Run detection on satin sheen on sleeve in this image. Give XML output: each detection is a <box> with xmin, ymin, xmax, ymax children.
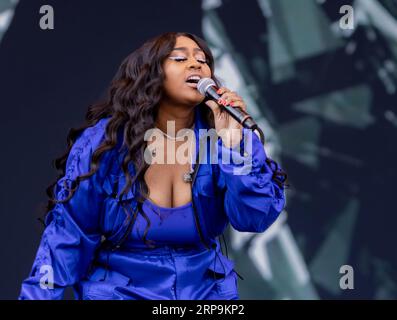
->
<box><xmin>216</xmin><ymin>128</ymin><xmax>286</xmax><ymax>233</ymax></box>
<box><xmin>19</xmin><ymin>119</ymin><xmax>110</xmax><ymax>300</ymax></box>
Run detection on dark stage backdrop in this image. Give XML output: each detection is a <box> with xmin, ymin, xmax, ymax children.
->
<box><xmin>0</xmin><ymin>0</ymin><xmax>203</xmax><ymax>299</ymax></box>
<box><xmin>1</xmin><ymin>0</ymin><xmax>397</xmax><ymax>300</ymax></box>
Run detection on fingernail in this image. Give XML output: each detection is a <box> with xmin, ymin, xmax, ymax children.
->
<box><xmin>230</xmin><ymin>101</ymin><xmax>234</xmax><ymax>106</ymax></box>
<box><xmin>217</xmin><ymin>89</ymin><xmax>222</xmax><ymax>94</ymax></box>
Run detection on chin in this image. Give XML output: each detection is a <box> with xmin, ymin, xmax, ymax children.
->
<box><xmin>182</xmin><ymin>93</ymin><xmax>204</xmax><ymax>106</ymax></box>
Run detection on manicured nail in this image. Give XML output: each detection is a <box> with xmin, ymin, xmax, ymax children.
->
<box><xmin>230</xmin><ymin>101</ymin><xmax>234</xmax><ymax>106</ymax></box>
<box><xmin>217</xmin><ymin>89</ymin><xmax>222</xmax><ymax>94</ymax></box>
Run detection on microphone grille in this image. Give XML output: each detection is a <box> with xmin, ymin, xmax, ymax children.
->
<box><xmin>197</xmin><ymin>78</ymin><xmax>215</xmax><ymax>96</ymax></box>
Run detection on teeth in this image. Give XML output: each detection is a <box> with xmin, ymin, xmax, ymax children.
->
<box><xmin>187</xmin><ymin>75</ymin><xmax>201</xmax><ymax>81</ymax></box>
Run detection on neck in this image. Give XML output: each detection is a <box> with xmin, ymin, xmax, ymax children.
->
<box><xmin>155</xmin><ymin>101</ymin><xmax>195</xmax><ymax>137</ymax></box>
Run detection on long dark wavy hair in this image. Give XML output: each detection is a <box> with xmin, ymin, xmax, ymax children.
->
<box><xmin>41</xmin><ymin>31</ymin><xmax>288</xmax><ymax>248</ymax></box>
<box><xmin>40</xmin><ymin>32</ymin><xmax>219</xmax><ymax>247</ymax></box>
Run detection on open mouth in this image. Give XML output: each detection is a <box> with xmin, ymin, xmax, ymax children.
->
<box><xmin>186</xmin><ymin>78</ymin><xmax>200</xmax><ymax>84</ymax></box>
<box><xmin>185</xmin><ymin>76</ymin><xmax>200</xmax><ymax>88</ymax></box>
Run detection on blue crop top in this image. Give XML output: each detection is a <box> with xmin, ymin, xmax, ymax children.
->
<box><xmin>128</xmin><ymin>198</ymin><xmax>202</xmax><ymax>247</ymax></box>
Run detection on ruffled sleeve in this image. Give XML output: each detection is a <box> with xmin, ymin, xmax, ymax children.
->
<box><xmin>217</xmin><ymin>128</ymin><xmax>287</xmax><ymax>232</ymax></box>
<box><xmin>19</xmin><ymin>119</ymin><xmax>110</xmax><ymax>300</ymax></box>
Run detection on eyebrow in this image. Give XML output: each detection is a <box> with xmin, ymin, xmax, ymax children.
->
<box><xmin>172</xmin><ymin>47</ymin><xmax>204</xmax><ymax>53</ymax></box>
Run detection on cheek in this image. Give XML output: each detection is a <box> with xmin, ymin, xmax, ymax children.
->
<box><xmin>203</xmin><ymin>66</ymin><xmax>212</xmax><ymax>78</ymax></box>
<box><xmin>163</xmin><ymin>66</ymin><xmax>185</xmax><ymax>87</ymax></box>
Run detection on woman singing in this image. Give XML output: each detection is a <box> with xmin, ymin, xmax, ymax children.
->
<box><xmin>19</xmin><ymin>32</ymin><xmax>287</xmax><ymax>300</ymax></box>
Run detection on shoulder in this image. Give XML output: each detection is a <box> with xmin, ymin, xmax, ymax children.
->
<box><xmin>74</xmin><ymin>117</ymin><xmax>110</xmax><ymax>151</ymax></box>
<box><xmin>65</xmin><ymin>117</ymin><xmax>113</xmax><ymax>177</ymax></box>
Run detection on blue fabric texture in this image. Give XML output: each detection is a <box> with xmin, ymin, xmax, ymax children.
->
<box><xmin>128</xmin><ymin>199</ymin><xmax>201</xmax><ymax>247</ymax></box>
<box><xmin>19</xmin><ymin>106</ymin><xmax>286</xmax><ymax>300</ymax></box>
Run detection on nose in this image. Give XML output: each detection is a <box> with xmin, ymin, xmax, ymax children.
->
<box><xmin>187</xmin><ymin>56</ymin><xmax>201</xmax><ymax>70</ymax></box>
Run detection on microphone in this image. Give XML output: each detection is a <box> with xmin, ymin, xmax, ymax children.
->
<box><xmin>197</xmin><ymin>78</ymin><xmax>258</xmax><ymax>130</ymax></box>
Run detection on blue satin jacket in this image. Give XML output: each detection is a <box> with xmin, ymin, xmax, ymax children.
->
<box><xmin>19</xmin><ymin>107</ymin><xmax>286</xmax><ymax>300</ymax></box>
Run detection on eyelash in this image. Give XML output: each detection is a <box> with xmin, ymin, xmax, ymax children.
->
<box><xmin>171</xmin><ymin>57</ymin><xmax>207</xmax><ymax>64</ymax></box>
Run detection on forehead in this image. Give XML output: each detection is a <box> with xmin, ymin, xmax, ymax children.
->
<box><xmin>173</xmin><ymin>36</ymin><xmax>203</xmax><ymax>52</ymax></box>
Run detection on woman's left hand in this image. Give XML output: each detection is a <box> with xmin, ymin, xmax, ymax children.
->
<box><xmin>204</xmin><ymin>87</ymin><xmax>247</xmax><ymax>148</ymax></box>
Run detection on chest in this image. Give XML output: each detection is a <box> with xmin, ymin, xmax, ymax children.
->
<box><xmin>144</xmin><ymin>137</ymin><xmax>195</xmax><ymax>208</ymax></box>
